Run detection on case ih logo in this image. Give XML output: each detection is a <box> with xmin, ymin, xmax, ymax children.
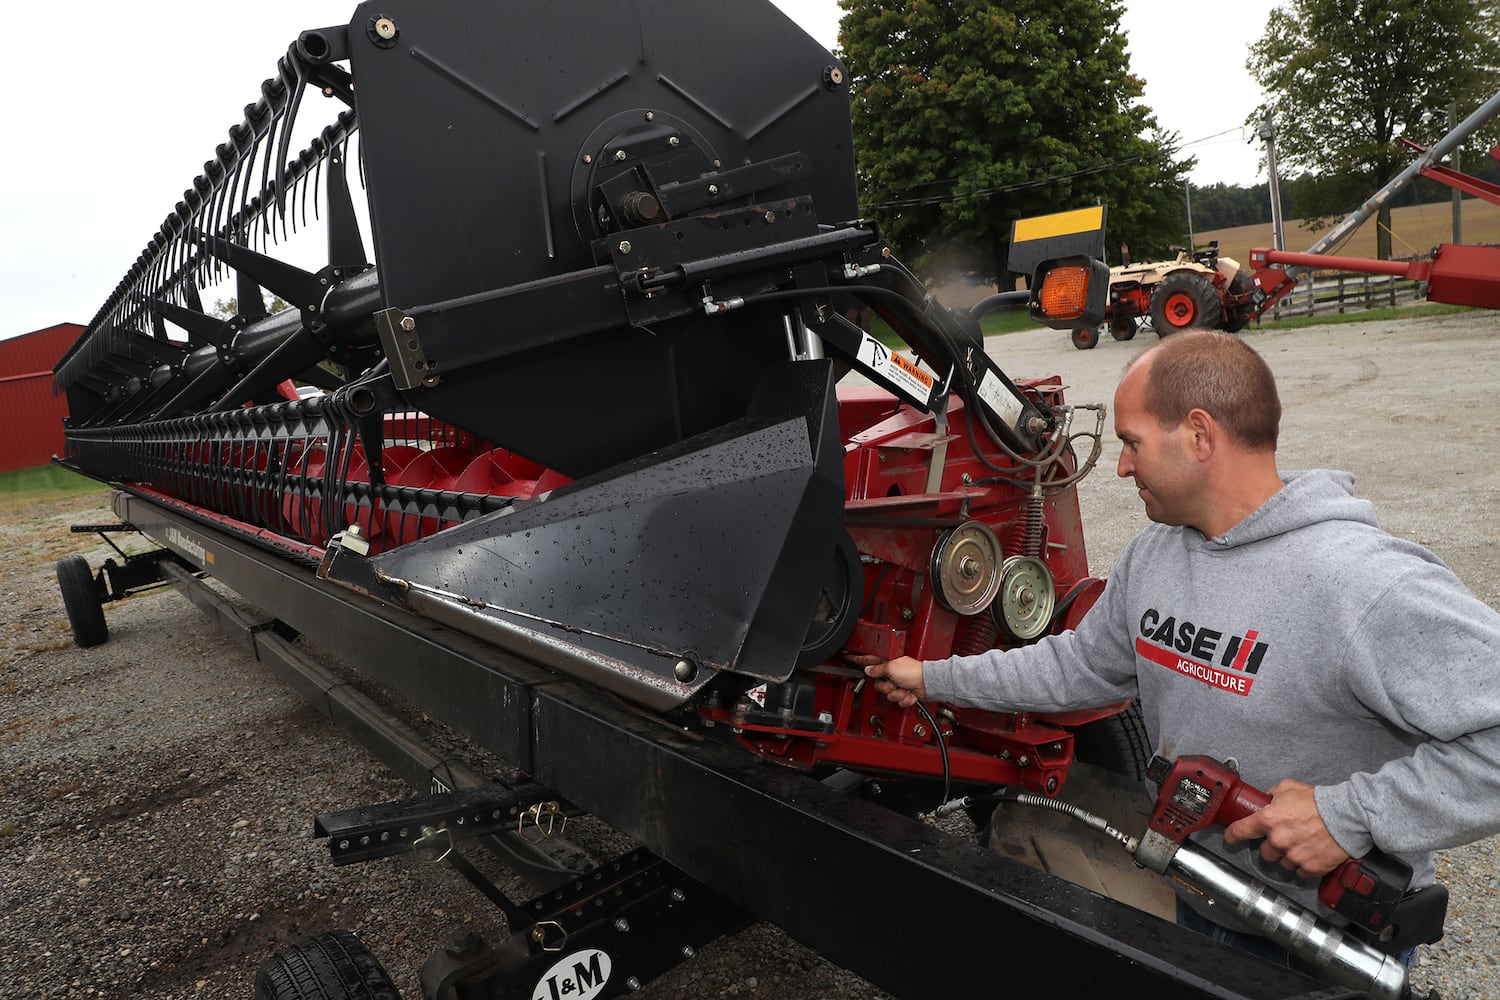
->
<box><xmin>1135</xmin><ymin>609</ymin><xmax>1269</xmax><ymax>697</ymax></box>
<box><xmin>532</xmin><ymin>949</ymin><xmax>611</xmax><ymax>1000</ymax></box>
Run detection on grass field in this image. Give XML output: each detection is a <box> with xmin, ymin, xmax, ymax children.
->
<box><xmin>0</xmin><ymin>465</ymin><xmax>108</xmax><ymax>515</ymax></box>
<box><xmin>1195</xmin><ymin>197</ymin><xmax>1500</xmax><ymax>268</ymax></box>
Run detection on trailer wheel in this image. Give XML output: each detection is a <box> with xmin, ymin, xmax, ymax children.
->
<box><xmin>56</xmin><ymin>554</ymin><xmax>109</xmax><ymax>648</ymax></box>
<box><xmin>254</xmin><ymin>931</ymin><xmax>400</xmax><ymax>1000</ymax></box>
<box><xmin>1070</xmin><ymin>325</ymin><xmax>1100</xmax><ymax>350</ymax></box>
<box><xmin>1222</xmin><ymin>270</ymin><xmax>1256</xmax><ymax>333</ymax></box>
<box><xmin>1109</xmin><ymin>317</ymin><xmax>1138</xmax><ymax>341</ymax></box>
<box><xmin>1070</xmin><ymin>701</ymin><xmax>1150</xmax><ymax>782</ymax></box>
<box><xmin>1150</xmin><ymin>272</ymin><xmax>1223</xmax><ymax>334</ymax></box>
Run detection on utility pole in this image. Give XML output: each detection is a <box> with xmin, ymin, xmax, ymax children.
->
<box><xmin>1259</xmin><ymin>112</ymin><xmax>1286</xmax><ymax>251</ymax></box>
<box><xmin>1451</xmin><ymin>102</ymin><xmax>1463</xmax><ymax>244</ymax></box>
<box><xmin>1185</xmin><ymin>182</ymin><xmax>1195</xmax><ymax>252</ymax></box>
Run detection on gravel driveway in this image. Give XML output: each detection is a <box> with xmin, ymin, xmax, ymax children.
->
<box><xmin>3</xmin><ymin>309</ymin><xmax>1498</xmax><ymax>999</ymax></box>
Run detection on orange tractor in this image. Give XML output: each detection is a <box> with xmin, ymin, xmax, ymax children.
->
<box><xmin>1070</xmin><ymin>241</ymin><xmax>1258</xmax><ymax>349</ymax></box>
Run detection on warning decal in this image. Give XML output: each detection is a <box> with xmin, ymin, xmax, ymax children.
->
<box><xmin>858</xmin><ymin>333</ymin><xmax>934</xmax><ymax>403</ymax></box>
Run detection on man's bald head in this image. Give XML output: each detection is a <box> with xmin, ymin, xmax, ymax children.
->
<box><xmin>1125</xmin><ymin>332</ymin><xmax>1281</xmax><ymax>451</ymax></box>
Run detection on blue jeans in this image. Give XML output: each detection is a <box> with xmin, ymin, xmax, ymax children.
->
<box><xmin>1176</xmin><ymin>900</ymin><xmax>1417</xmax><ymax>993</ymax></box>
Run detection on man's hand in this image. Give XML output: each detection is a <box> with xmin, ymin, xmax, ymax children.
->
<box><xmin>1222</xmin><ymin>779</ymin><xmax>1351</xmax><ymax>879</ymax></box>
<box><xmin>843</xmin><ymin>654</ymin><xmax>926</xmax><ymax>708</ymax></box>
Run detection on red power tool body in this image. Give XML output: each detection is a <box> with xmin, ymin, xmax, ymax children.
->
<box><xmin>1145</xmin><ymin>754</ymin><xmax>1411</xmax><ymax>935</ymax></box>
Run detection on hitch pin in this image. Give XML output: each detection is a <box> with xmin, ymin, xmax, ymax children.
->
<box><xmin>519</xmin><ymin>801</ymin><xmax>567</xmax><ymax>843</ymax></box>
<box><xmin>413</xmin><ymin>825</ymin><xmax>454</xmax><ymax>864</ymax></box>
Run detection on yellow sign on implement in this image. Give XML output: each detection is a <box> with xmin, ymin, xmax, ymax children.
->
<box><xmin>1011</xmin><ymin>206</ymin><xmax>1106</xmax><ymax>246</ymax></box>
<box><xmin>1007</xmin><ymin>205</ymin><xmax>1108</xmax><ymax>282</ymax></box>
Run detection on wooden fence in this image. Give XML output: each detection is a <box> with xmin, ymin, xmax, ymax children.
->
<box><xmin>1268</xmin><ymin>268</ymin><xmax>1425</xmax><ymax>320</ymax></box>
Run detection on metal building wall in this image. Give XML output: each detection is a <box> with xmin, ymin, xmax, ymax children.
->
<box><xmin>0</xmin><ymin>324</ymin><xmax>82</xmax><ymax>473</ymax></box>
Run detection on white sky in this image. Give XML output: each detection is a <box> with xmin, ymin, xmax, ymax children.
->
<box><xmin>0</xmin><ymin>0</ymin><xmax>1267</xmax><ymax>341</ymax></box>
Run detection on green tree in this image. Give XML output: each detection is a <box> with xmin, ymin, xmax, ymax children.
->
<box><xmin>210</xmin><ymin>294</ymin><xmax>292</xmax><ymax>319</ymax></box>
<box><xmin>838</xmin><ymin>0</ymin><xmax>1191</xmax><ymax>280</ymax></box>
<box><xmin>1248</xmin><ymin>0</ymin><xmax>1500</xmax><ymax>259</ymax></box>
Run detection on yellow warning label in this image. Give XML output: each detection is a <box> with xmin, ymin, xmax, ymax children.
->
<box><xmin>1012</xmin><ymin>206</ymin><xmax>1106</xmax><ymax>244</ymax></box>
<box><xmin>890</xmin><ymin>352</ymin><xmax>934</xmax><ymax>389</ymax></box>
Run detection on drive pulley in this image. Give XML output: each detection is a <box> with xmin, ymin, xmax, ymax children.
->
<box><xmin>930</xmin><ymin>521</ymin><xmax>1004</xmax><ymax>616</ymax></box>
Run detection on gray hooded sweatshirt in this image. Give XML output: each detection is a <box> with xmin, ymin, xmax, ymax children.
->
<box><xmin>926</xmin><ymin>469</ymin><xmax>1500</xmax><ymax>922</ymax></box>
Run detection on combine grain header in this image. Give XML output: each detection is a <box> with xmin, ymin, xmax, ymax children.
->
<box><xmin>51</xmin><ymin>3</ymin><xmax>1382</xmax><ymax>998</ymax></box>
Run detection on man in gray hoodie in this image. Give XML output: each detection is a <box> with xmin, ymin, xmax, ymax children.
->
<box><xmin>856</xmin><ymin>331</ymin><xmax>1500</xmax><ymax>970</ymax></box>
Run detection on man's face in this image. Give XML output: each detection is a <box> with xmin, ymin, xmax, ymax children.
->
<box><xmin>1114</xmin><ymin>362</ymin><xmax>1201</xmax><ymax>526</ymax></box>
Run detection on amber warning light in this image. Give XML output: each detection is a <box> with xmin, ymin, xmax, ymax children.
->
<box><xmin>1029</xmin><ymin>255</ymin><xmax>1109</xmax><ymax>329</ymax></box>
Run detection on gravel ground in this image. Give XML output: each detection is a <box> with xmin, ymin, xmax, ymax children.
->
<box><xmin>3</xmin><ymin>309</ymin><xmax>1499</xmax><ymax>999</ymax></box>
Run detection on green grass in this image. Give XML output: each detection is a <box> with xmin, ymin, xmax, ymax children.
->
<box><xmin>0</xmin><ymin>465</ymin><xmax>108</xmax><ymax>514</ymax></box>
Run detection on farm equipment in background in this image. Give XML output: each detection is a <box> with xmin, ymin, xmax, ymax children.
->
<box><xmin>1073</xmin><ymin>242</ymin><xmax>1258</xmax><ymax>350</ymax></box>
<box><xmin>1028</xmin><ymin>86</ymin><xmax>1500</xmax><ymax>351</ymax></box>
<box><xmin>1008</xmin><ymin>210</ymin><xmax>1256</xmax><ymax>350</ymax></box>
<box><xmin>1250</xmin><ymin>87</ymin><xmax>1500</xmax><ymax>317</ymax></box>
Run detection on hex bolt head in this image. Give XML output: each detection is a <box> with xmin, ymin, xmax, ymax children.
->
<box><xmin>645</xmin><ymin>111</ymin><xmax>655</xmax><ymax>121</ymax></box>
<box><xmin>668</xmin><ymin>136</ymin><xmax>680</xmax><ymax>147</ymax></box>
<box><xmin>582</xmin><ymin>153</ymin><xmax>593</xmax><ymax>164</ymax></box>
<box><xmin>707</xmin><ymin>184</ymin><xmax>720</xmax><ymax>196</ymax></box>
<box><xmin>671</xmin><ymin>888</ymin><xmax>686</xmax><ymax>902</ymax></box>
<box><xmin>626</xmin><ymin>977</ymin><xmax>642</xmax><ymax>991</ymax></box>
<box><xmin>763</xmin><ymin>210</ymin><xmax>776</xmax><ymax>223</ymax></box>
<box><xmin>682</xmin><ymin>945</ymin><xmax>696</xmax><ymax>958</ymax></box>
<box><xmin>399</xmin><ymin>316</ymin><xmax>416</xmax><ymax>332</ymax></box>
<box><xmin>614</xmin><ymin>918</ymin><xmax>630</xmax><ymax>933</ymax></box>
<box><xmin>617</xmin><ymin>240</ymin><xmax>632</xmax><ymax>254</ymax></box>
<box><xmin>614</xmin><ymin>149</ymin><xmax>627</xmax><ymax>161</ymax></box>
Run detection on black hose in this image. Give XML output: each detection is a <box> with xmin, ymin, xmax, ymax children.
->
<box><xmin>913</xmin><ymin>700</ymin><xmax>951</xmax><ymax>812</ymax></box>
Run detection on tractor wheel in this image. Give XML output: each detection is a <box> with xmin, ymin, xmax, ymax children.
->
<box><xmin>1070</xmin><ymin>325</ymin><xmax>1100</xmax><ymax>350</ymax></box>
<box><xmin>56</xmin><ymin>554</ymin><xmax>108</xmax><ymax>648</ymax></box>
<box><xmin>254</xmin><ymin>931</ymin><xmax>400</xmax><ymax>1000</ymax></box>
<box><xmin>1149</xmin><ymin>272</ymin><xmax>1224</xmax><ymax>335</ymax></box>
<box><xmin>1109</xmin><ymin>317</ymin><xmax>1138</xmax><ymax>342</ymax></box>
<box><xmin>1222</xmin><ymin>270</ymin><xmax>1256</xmax><ymax>333</ymax></box>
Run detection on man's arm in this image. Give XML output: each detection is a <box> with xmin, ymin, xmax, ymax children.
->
<box><xmin>1310</xmin><ymin>562</ymin><xmax>1500</xmax><ymax>861</ymax></box>
<box><xmin>845</xmin><ymin>556</ymin><xmax>1143</xmax><ymax>713</ymax></box>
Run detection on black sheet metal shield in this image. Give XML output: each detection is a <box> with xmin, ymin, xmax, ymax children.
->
<box><xmin>347</xmin><ymin>0</ymin><xmax>858</xmax><ymax>478</ymax></box>
<box><xmin>353</xmin><ymin>362</ymin><xmax>846</xmax><ymax>708</ymax></box>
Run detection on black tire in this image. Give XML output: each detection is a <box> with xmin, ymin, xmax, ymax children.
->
<box><xmin>1069</xmin><ymin>700</ymin><xmax>1150</xmax><ymax>782</ymax></box>
<box><xmin>1109</xmin><ymin>317</ymin><xmax>1138</xmax><ymax>341</ymax></box>
<box><xmin>56</xmin><ymin>554</ymin><xmax>108</xmax><ymax>648</ymax></box>
<box><xmin>1222</xmin><ymin>270</ymin><xmax>1256</xmax><ymax>333</ymax></box>
<box><xmin>1070</xmin><ymin>325</ymin><xmax>1100</xmax><ymax>350</ymax></box>
<box><xmin>254</xmin><ymin>931</ymin><xmax>400</xmax><ymax>1000</ymax></box>
<box><xmin>1149</xmin><ymin>272</ymin><xmax>1223</xmax><ymax>335</ymax></box>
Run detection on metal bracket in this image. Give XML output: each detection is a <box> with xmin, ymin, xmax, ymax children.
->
<box><xmin>314</xmin><ymin>782</ymin><xmax>558</xmax><ymax>866</ymax></box>
<box><xmin>373</xmin><ymin>308</ymin><xmax>439</xmax><ymax>390</ymax></box>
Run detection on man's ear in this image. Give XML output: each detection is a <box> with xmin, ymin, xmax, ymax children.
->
<box><xmin>1184</xmin><ymin>407</ymin><xmax>1216</xmax><ymax>458</ymax></box>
